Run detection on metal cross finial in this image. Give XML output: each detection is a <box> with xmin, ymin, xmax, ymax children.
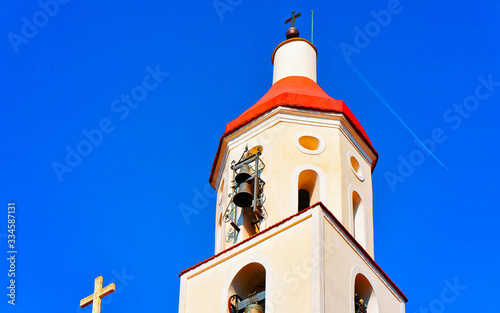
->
<box><xmin>80</xmin><ymin>276</ymin><xmax>116</xmax><ymax>313</ymax></box>
<box><xmin>285</xmin><ymin>11</ymin><xmax>301</xmax><ymax>27</ymax></box>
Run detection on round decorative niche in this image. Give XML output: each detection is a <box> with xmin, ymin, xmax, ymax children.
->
<box><xmin>242</xmin><ymin>143</ymin><xmax>267</xmax><ymax>159</ymax></box>
<box><xmin>294</xmin><ymin>132</ymin><xmax>326</xmax><ymax>155</ymax></box>
<box><xmin>249</xmin><ymin>145</ymin><xmax>264</xmax><ymax>157</ymax></box>
<box><xmin>348</xmin><ymin>152</ymin><xmax>365</xmax><ymax>181</ymax></box>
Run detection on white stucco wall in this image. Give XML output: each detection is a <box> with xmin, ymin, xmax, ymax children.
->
<box><xmin>180</xmin><ymin>213</ymin><xmax>314</xmax><ymax>313</ymax></box>
<box><xmin>180</xmin><ymin>206</ymin><xmax>406</xmax><ymax>313</ymax></box>
<box><xmin>323</xmin><ymin>214</ymin><xmax>406</xmax><ymax>313</ymax></box>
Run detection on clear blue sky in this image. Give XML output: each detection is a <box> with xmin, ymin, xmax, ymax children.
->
<box><xmin>1</xmin><ymin>0</ymin><xmax>499</xmax><ymax>312</ymax></box>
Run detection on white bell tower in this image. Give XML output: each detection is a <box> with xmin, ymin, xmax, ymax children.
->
<box><xmin>179</xmin><ymin>14</ymin><xmax>407</xmax><ymax>313</ymax></box>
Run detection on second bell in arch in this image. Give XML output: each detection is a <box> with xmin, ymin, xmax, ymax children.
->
<box><xmin>233</xmin><ymin>180</ymin><xmax>254</xmax><ymax>208</ymax></box>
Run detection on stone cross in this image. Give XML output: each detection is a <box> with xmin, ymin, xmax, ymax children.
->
<box><xmin>80</xmin><ymin>276</ymin><xmax>116</xmax><ymax>313</ymax></box>
<box><xmin>285</xmin><ymin>11</ymin><xmax>301</xmax><ymax>27</ymax></box>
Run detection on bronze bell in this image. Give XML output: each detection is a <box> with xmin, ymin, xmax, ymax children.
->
<box><xmin>235</xmin><ymin>163</ymin><xmax>252</xmax><ymax>184</ymax></box>
<box><xmin>244</xmin><ymin>304</ymin><xmax>264</xmax><ymax>313</ymax></box>
<box><xmin>233</xmin><ymin>180</ymin><xmax>254</xmax><ymax>208</ymax></box>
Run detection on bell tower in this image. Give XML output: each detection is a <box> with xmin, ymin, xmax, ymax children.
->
<box><xmin>179</xmin><ymin>14</ymin><xmax>407</xmax><ymax>313</ymax></box>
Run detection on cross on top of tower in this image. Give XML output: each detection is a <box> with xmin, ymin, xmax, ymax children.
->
<box><xmin>285</xmin><ymin>11</ymin><xmax>301</xmax><ymax>27</ymax></box>
<box><xmin>284</xmin><ymin>11</ymin><xmax>301</xmax><ymax>39</ymax></box>
<box><xmin>80</xmin><ymin>276</ymin><xmax>116</xmax><ymax>313</ymax></box>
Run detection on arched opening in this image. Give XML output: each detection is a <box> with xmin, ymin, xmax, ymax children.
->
<box><xmin>352</xmin><ymin>191</ymin><xmax>366</xmax><ymax>248</ymax></box>
<box><xmin>354</xmin><ymin>274</ymin><xmax>379</xmax><ymax>313</ymax></box>
<box><xmin>228</xmin><ymin>263</ymin><xmax>266</xmax><ymax>312</ymax></box>
<box><xmin>298</xmin><ymin>170</ymin><xmax>319</xmax><ymax>212</ymax></box>
<box><xmin>298</xmin><ymin>189</ymin><xmax>310</xmax><ymax>212</ymax></box>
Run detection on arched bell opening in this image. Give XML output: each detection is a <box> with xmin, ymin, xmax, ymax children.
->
<box><xmin>228</xmin><ymin>263</ymin><xmax>266</xmax><ymax>313</ymax></box>
<box><xmin>298</xmin><ymin>189</ymin><xmax>310</xmax><ymax>212</ymax></box>
<box><xmin>352</xmin><ymin>191</ymin><xmax>366</xmax><ymax>248</ymax></box>
<box><xmin>224</xmin><ymin>145</ymin><xmax>266</xmax><ymax>244</ymax></box>
<box><xmin>298</xmin><ymin>169</ymin><xmax>319</xmax><ymax>212</ymax></box>
<box><xmin>354</xmin><ymin>274</ymin><xmax>379</xmax><ymax>313</ymax></box>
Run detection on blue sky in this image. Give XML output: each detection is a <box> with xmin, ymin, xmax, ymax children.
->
<box><xmin>1</xmin><ymin>0</ymin><xmax>499</xmax><ymax>312</ymax></box>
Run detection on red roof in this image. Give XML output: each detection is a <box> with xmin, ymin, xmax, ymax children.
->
<box><xmin>179</xmin><ymin>202</ymin><xmax>407</xmax><ymax>303</ymax></box>
<box><xmin>209</xmin><ymin>76</ymin><xmax>378</xmax><ymax>185</ymax></box>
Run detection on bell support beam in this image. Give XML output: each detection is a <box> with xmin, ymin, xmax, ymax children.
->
<box><xmin>236</xmin><ymin>291</ymin><xmax>266</xmax><ymax>311</ymax></box>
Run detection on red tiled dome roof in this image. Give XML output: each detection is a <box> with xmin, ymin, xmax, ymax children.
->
<box><xmin>209</xmin><ymin>76</ymin><xmax>378</xmax><ymax>184</ymax></box>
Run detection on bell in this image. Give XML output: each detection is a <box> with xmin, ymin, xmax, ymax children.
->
<box><xmin>233</xmin><ymin>181</ymin><xmax>254</xmax><ymax>207</ymax></box>
<box><xmin>244</xmin><ymin>304</ymin><xmax>264</xmax><ymax>313</ymax></box>
<box><xmin>235</xmin><ymin>163</ymin><xmax>252</xmax><ymax>184</ymax></box>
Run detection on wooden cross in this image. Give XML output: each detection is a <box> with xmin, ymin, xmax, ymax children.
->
<box><xmin>285</xmin><ymin>11</ymin><xmax>301</xmax><ymax>27</ymax></box>
<box><xmin>80</xmin><ymin>276</ymin><xmax>116</xmax><ymax>313</ymax></box>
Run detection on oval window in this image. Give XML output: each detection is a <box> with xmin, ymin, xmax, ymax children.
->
<box><xmin>299</xmin><ymin>136</ymin><xmax>319</xmax><ymax>151</ymax></box>
<box><xmin>348</xmin><ymin>153</ymin><xmax>365</xmax><ymax>181</ymax></box>
<box><xmin>294</xmin><ymin>132</ymin><xmax>325</xmax><ymax>155</ymax></box>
